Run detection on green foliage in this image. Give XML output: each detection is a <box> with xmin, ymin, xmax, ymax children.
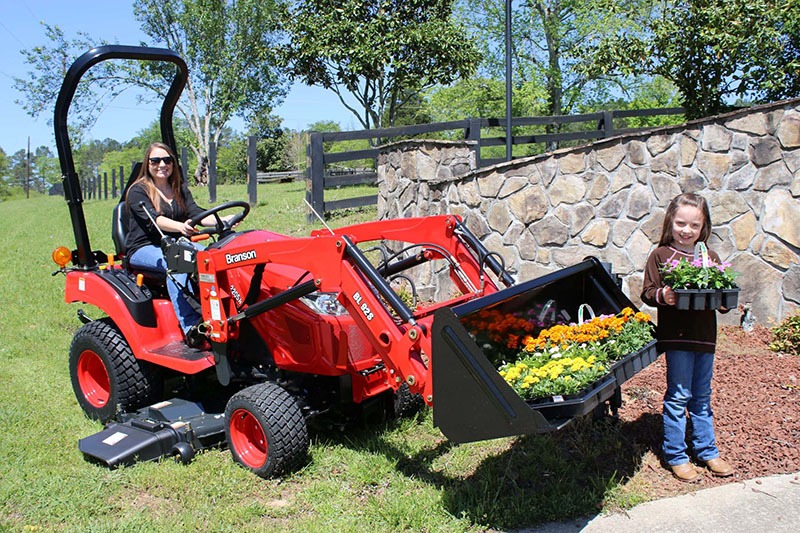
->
<box><xmin>100</xmin><ymin>146</ymin><xmax>143</xmax><ymax>184</ymax></box>
<box><xmin>497</xmin><ymin>309</ymin><xmax>654</xmax><ymax>400</ymax></box>
<box><xmin>0</xmin><ymin>145</ymin><xmax>59</xmax><ymax>196</ymax></box>
<box><xmin>770</xmin><ymin>312</ymin><xmax>800</xmax><ymax>356</ymax></box>
<box><xmin>579</xmin><ymin>76</ymin><xmax>684</xmax><ymax>128</ymax></box>
<box><xmin>660</xmin><ymin>257</ymin><xmax>738</xmax><ymax>290</ymax></box>
<box><xmin>13</xmin><ymin>24</ymin><xmax>109</xmax><ymax>142</ymax></box>
<box><xmin>0</xmin><ymin>147</ymin><xmax>8</xmax><ymax>176</ymax></box>
<box><xmin>456</xmin><ymin>0</ymin><xmax>656</xmax><ymax>119</ymax></box>
<box><xmin>284</xmin><ymin>0</ymin><xmax>480</xmax><ymax>129</ymax></box>
<box><xmin>425</xmin><ymin>77</ymin><xmax>547</xmax><ymax>122</ymax></box>
<box><xmin>584</xmin><ymin>0</ymin><xmax>800</xmax><ymax>119</ymax></box>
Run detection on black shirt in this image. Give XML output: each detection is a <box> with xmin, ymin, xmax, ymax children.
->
<box><xmin>124</xmin><ymin>181</ymin><xmax>207</xmax><ymax>257</ymax></box>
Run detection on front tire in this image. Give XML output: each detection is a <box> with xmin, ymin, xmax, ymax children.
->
<box><xmin>68</xmin><ymin>318</ymin><xmax>162</xmax><ymax>422</ymax></box>
<box><xmin>225</xmin><ymin>382</ymin><xmax>309</xmax><ymax>478</ymax></box>
<box><xmin>393</xmin><ymin>383</ymin><xmax>425</xmax><ymax>418</ymax></box>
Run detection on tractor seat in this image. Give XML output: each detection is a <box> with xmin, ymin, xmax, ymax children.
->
<box><xmin>112</xmin><ymin>202</ymin><xmax>167</xmax><ymax>286</ymax></box>
<box><xmin>112</xmin><ymin>202</ymin><xmax>128</xmax><ymax>259</ymax></box>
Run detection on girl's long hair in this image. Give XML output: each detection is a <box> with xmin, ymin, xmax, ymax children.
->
<box><xmin>129</xmin><ymin>142</ymin><xmax>185</xmax><ymax>214</ymax></box>
<box><xmin>658</xmin><ymin>192</ymin><xmax>712</xmax><ymax>246</ymax></box>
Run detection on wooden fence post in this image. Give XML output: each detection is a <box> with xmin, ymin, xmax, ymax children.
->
<box><xmin>306</xmin><ymin>132</ymin><xmax>324</xmax><ymax>223</ymax></box>
<box><xmin>111</xmin><ymin>168</ymin><xmax>117</xmax><ymax>198</ymax></box>
<box><xmin>208</xmin><ymin>141</ymin><xmax>217</xmax><ymax>204</ymax></box>
<box><xmin>180</xmin><ymin>147</ymin><xmax>188</xmax><ymax>180</ymax></box>
<box><xmin>601</xmin><ymin>110</ymin><xmax>614</xmax><ymax>138</ymax></box>
<box><xmin>247</xmin><ymin>135</ymin><xmax>257</xmax><ymax>206</ymax></box>
<box><xmin>103</xmin><ymin>172</ymin><xmax>108</xmax><ymax>200</ymax></box>
<box><xmin>466</xmin><ymin>118</ymin><xmax>482</xmax><ymax>168</ymax></box>
<box><xmin>120</xmin><ymin>165</ymin><xmax>125</xmax><ymax>194</ymax></box>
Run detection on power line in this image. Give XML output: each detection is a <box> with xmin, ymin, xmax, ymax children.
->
<box><xmin>0</xmin><ymin>19</ymin><xmax>27</xmax><ymax>48</ymax></box>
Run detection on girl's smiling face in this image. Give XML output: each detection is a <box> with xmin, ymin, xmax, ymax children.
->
<box><xmin>671</xmin><ymin>204</ymin><xmax>706</xmax><ymax>252</ymax></box>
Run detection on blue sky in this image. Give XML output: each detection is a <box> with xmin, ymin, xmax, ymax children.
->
<box><xmin>0</xmin><ymin>1</ymin><xmax>359</xmax><ymax>157</ymax></box>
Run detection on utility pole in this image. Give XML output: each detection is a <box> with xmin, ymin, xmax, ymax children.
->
<box><xmin>505</xmin><ymin>0</ymin><xmax>512</xmax><ymax>162</ymax></box>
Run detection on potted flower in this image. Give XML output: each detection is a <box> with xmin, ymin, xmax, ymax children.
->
<box><xmin>660</xmin><ymin>257</ymin><xmax>739</xmax><ymax>310</ymax></box>
<box><xmin>497</xmin><ymin>307</ymin><xmax>655</xmax><ymax>415</ymax></box>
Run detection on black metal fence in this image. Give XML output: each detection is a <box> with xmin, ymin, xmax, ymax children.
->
<box><xmin>78</xmin><ymin>107</ymin><xmax>684</xmax><ymax>218</ymax></box>
<box><xmin>305</xmin><ymin>107</ymin><xmax>684</xmax><ymax>222</ymax></box>
<box><xmin>80</xmin><ymin>165</ymin><xmax>132</xmax><ymax>201</ymax></box>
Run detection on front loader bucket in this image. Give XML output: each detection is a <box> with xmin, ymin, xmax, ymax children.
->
<box><xmin>432</xmin><ymin>257</ymin><xmax>645</xmax><ymax>443</ymax></box>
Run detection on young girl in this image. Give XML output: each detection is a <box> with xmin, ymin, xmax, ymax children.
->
<box><xmin>641</xmin><ymin>192</ymin><xmax>734</xmax><ymax>482</ymax></box>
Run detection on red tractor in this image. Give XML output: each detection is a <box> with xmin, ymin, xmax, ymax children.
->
<box><xmin>53</xmin><ymin>46</ymin><xmax>654</xmax><ymax>478</ymax></box>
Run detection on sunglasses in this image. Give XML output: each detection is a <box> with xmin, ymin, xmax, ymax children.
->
<box><xmin>148</xmin><ymin>156</ymin><xmax>174</xmax><ymax>165</ymax></box>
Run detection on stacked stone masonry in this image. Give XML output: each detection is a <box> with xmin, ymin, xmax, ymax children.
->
<box><xmin>377</xmin><ymin>99</ymin><xmax>800</xmax><ymax>326</ymax></box>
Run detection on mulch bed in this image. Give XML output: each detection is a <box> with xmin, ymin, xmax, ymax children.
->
<box><xmin>616</xmin><ymin>325</ymin><xmax>800</xmax><ymax>488</ymax></box>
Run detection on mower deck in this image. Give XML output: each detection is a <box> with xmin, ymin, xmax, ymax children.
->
<box><xmin>78</xmin><ymin>398</ymin><xmax>225</xmax><ymax>468</ymax></box>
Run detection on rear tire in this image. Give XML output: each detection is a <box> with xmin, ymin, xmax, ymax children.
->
<box><xmin>225</xmin><ymin>382</ymin><xmax>309</xmax><ymax>478</ymax></box>
<box><xmin>69</xmin><ymin>318</ymin><xmax>162</xmax><ymax>423</ymax></box>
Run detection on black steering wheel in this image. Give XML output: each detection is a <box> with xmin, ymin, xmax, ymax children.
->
<box><xmin>189</xmin><ymin>200</ymin><xmax>251</xmax><ymax>238</ymax></box>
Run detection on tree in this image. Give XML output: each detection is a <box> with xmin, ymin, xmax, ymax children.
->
<box><xmin>283</xmin><ymin>0</ymin><xmax>480</xmax><ymax>131</ymax></box>
<box><xmin>31</xmin><ymin>146</ymin><xmax>60</xmax><ymax>192</ymax></box>
<box><xmin>424</xmin><ymin>77</ymin><xmax>548</xmax><ymax>122</ymax></box>
<box><xmin>74</xmin><ymin>139</ymin><xmax>122</xmax><ymax>184</ymax></box>
<box><xmin>8</xmin><ymin>150</ymin><xmax>29</xmax><ymax>192</ymax></box>
<box><xmin>282</xmin><ymin>130</ymin><xmax>307</xmax><ymax>171</ymax></box>
<box><xmin>0</xmin><ymin>147</ymin><xmax>9</xmax><ymax>178</ymax></box>
<box><xmin>583</xmin><ymin>0</ymin><xmax>800</xmax><ymax>119</ymax></box>
<box><xmin>14</xmin><ymin>0</ymin><xmax>289</xmax><ymax>184</ymax></box>
<box><xmin>0</xmin><ymin>148</ymin><xmax>11</xmax><ymax>198</ymax></box>
<box><xmin>457</xmin><ymin>0</ymin><xmax>656</xmax><ymax>120</ymax></box>
<box><xmin>216</xmin><ymin>117</ymin><xmax>289</xmax><ymax>183</ymax></box>
<box><xmin>132</xmin><ymin>0</ymin><xmax>289</xmax><ymax>181</ymax></box>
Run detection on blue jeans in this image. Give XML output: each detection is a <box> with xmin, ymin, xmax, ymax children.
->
<box><xmin>128</xmin><ymin>244</ymin><xmax>202</xmax><ymax>334</ymax></box>
<box><xmin>662</xmin><ymin>350</ymin><xmax>720</xmax><ymax>466</ymax></box>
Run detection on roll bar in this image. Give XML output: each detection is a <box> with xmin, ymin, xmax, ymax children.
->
<box><xmin>54</xmin><ymin>45</ymin><xmax>188</xmax><ymax>268</ymax></box>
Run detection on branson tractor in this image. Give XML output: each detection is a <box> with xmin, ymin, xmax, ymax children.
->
<box><xmin>53</xmin><ymin>46</ymin><xmax>654</xmax><ymax>478</ymax></box>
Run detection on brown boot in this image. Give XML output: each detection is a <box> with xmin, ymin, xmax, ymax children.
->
<box><xmin>705</xmin><ymin>457</ymin><xmax>734</xmax><ymax>477</ymax></box>
<box><xmin>671</xmin><ymin>463</ymin><xmax>701</xmax><ymax>482</ymax></box>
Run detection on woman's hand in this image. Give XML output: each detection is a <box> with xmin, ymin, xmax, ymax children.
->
<box><xmin>156</xmin><ymin>215</ymin><xmax>198</xmax><ymax>237</ymax></box>
<box><xmin>223</xmin><ymin>213</ymin><xmax>241</xmax><ymax>228</ymax></box>
<box><xmin>179</xmin><ymin>220</ymin><xmax>198</xmax><ymax>237</ymax></box>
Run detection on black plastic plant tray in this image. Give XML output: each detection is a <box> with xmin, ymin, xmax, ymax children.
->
<box><xmin>525</xmin><ymin>374</ymin><xmax>617</xmax><ymax>421</ymax></box>
<box><xmin>609</xmin><ymin>340</ymin><xmax>658</xmax><ymax>385</ymax></box>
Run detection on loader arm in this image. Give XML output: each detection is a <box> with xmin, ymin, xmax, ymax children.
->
<box><xmin>195</xmin><ymin>215</ymin><xmax>656</xmax><ymax>443</ymax></box>
<box><xmin>196</xmin><ymin>215</ymin><xmax>495</xmax><ymax>402</ymax></box>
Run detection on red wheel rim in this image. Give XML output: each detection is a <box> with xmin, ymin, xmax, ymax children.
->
<box><xmin>76</xmin><ymin>349</ymin><xmax>110</xmax><ymax>408</ymax></box>
<box><xmin>229</xmin><ymin>408</ymin><xmax>268</xmax><ymax>468</ymax></box>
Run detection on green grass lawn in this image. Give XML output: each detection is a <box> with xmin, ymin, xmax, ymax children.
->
<box><xmin>0</xmin><ymin>183</ymin><xmax>653</xmax><ymax>531</ymax></box>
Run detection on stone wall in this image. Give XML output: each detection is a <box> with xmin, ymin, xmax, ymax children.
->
<box><xmin>377</xmin><ymin>100</ymin><xmax>800</xmax><ymax>326</ymax></box>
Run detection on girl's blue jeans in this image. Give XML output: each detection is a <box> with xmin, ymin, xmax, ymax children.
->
<box><xmin>128</xmin><ymin>244</ymin><xmax>202</xmax><ymax>334</ymax></box>
<box><xmin>662</xmin><ymin>350</ymin><xmax>721</xmax><ymax>466</ymax></box>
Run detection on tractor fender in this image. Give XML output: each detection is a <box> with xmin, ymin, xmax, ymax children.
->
<box><xmin>65</xmin><ymin>270</ymin><xmax>212</xmax><ymax>373</ymax></box>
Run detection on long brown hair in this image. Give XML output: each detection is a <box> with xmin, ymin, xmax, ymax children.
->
<box><xmin>130</xmin><ymin>142</ymin><xmax>185</xmax><ymax>213</ymax></box>
<box><xmin>658</xmin><ymin>192</ymin><xmax>712</xmax><ymax>246</ymax></box>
